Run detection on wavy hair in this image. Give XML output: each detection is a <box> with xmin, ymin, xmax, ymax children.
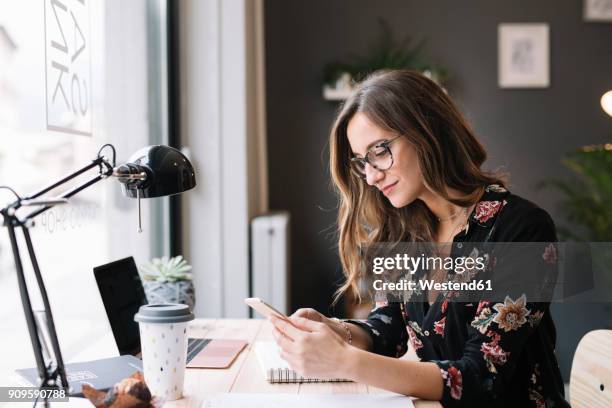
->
<box><xmin>329</xmin><ymin>70</ymin><xmax>506</xmax><ymax>302</ymax></box>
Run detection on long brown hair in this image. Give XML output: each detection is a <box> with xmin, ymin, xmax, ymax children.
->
<box><xmin>329</xmin><ymin>70</ymin><xmax>506</xmax><ymax>302</ymax></box>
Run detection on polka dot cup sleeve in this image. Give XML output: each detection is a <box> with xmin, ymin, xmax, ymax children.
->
<box><xmin>134</xmin><ymin>303</ymin><xmax>195</xmax><ymax>401</ymax></box>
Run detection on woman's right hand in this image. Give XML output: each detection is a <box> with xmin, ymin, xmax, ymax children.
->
<box><xmin>290</xmin><ymin>308</ymin><xmax>347</xmax><ymax>341</ymax></box>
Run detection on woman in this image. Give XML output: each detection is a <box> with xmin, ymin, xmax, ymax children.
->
<box><xmin>270</xmin><ymin>70</ymin><xmax>568</xmax><ymax>407</ymax></box>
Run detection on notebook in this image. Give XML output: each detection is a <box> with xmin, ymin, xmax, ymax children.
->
<box><xmin>16</xmin><ymin>355</ymin><xmax>143</xmax><ymax>397</ymax></box>
<box><xmin>254</xmin><ymin>341</ymin><xmax>350</xmax><ymax>384</ymax></box>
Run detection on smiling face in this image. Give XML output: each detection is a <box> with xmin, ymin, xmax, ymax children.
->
<box><xmin>346</xmin><ymin>112</ymin><xmax>426</xmax><ymax>208</ymax></box>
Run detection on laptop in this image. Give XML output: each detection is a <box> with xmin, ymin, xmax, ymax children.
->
<box><xmin>93</xmin><ymin>257</ymin><xmax>247</xmax><ymax>368</ymax></box>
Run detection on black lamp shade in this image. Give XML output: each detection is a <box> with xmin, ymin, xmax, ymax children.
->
<box><xmin>118</xmin><ymin>145</ymin><xmax>196</xmax><ymax>198</ymax></box>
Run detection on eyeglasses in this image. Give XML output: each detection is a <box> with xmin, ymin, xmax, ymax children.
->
<box><xmin>350</xmin><ymin>136</ymin><xmax>401</xmax><ymax>179</ymax></box>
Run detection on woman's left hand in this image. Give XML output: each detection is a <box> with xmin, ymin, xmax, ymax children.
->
<box><xmin>270</xmin><ymin>315</ymin><xmax>352</xmax><ymax>380</ymax></box>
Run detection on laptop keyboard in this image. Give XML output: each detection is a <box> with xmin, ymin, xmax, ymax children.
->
<box><xmin>187</xmin><ymin>338</ymin><xmax>212</xmax><ymax>363</ymax></box>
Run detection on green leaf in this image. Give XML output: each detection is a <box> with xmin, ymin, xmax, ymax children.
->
<box><xmin>539</xmin><ymin>144</ymin><xmax>612</xmax><ymax>241</ymax></box>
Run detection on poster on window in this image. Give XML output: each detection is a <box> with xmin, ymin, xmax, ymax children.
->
<box><xmin>498</xmin><ymin>23</ymin><xmax>550</xmax><ymax>89</ymax></box>
<box><xmin>45</xmin><ymin>0</ymin><xmax>92</xmax><ymax>135</ymax></box>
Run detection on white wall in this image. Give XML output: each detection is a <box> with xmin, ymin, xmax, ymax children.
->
<box><xmin>180</xmin><ymin>0</ymin><xmax>267</xmax><ymax>317</ymax></box>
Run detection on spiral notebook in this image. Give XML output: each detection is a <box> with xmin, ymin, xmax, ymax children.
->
<box><xmin>254</xmin><ymin>341</ymin><xmax>351</xmax><ymax>384</ymax></box>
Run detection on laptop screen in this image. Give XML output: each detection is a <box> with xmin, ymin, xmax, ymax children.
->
<box><xmin>93</xmin><ymin>257</ymin><xmax>147</xmax><ymax>356</ymax></box>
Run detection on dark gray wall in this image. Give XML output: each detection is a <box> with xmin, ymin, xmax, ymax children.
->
<box><xmin>264</xmin><ymin>0</ymin><xmax>612</xmax><ymax>380</ymax></box>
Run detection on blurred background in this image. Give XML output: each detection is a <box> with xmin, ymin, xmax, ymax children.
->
<box><xmin>0</xmin><ymin>0</ymin><xmax>610</xmax><ymax>387</ymax></box>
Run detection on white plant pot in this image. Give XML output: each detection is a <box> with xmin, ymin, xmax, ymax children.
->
<box><xmin>143</xmin><ymin>281</ymin><xmax>196</xmax><ymax>310</ymax></box>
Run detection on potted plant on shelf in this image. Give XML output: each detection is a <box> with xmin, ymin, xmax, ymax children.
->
<box><xmin>323</xmin><ymin>19</ymin><xmax>448</xmax><ymax>101</ymax></box>
<box><xmin>139</xmin><ymin>255</ymin><xmax>195</xmax><ymax>310</ymax></box>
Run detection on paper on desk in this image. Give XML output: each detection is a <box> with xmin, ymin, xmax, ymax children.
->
<box><xmin>202</xmin><ymin>393</ymin><xmax>415</xmax><ymax>408</ymax></box>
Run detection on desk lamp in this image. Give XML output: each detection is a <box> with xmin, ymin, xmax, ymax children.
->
<box><xmin>0</xmin><ymin>144</ymin><xmax>196</xmax><ymax>401</ymax></box>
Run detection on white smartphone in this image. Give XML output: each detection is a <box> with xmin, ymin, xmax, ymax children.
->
<box><xmin>244</xmin><ymin>297</ymin><xmax>288</xmax><ymax>320</ymax></box>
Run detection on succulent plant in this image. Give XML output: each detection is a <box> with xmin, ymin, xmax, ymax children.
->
<box><xmin>139</xmin><ymin>255</ymin><xmax>193</xmax><ymax>283</ymax></box>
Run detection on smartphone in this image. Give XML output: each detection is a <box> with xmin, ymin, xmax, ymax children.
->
<box><xmin>244</xmin><ymin>297</ymin><xmax>288</xmax><ymax>320</ymax></box>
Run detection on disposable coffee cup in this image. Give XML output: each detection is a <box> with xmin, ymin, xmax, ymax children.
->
<box><xmin>134</xmin><ymin>303</ymin><xmax>194</xmax><ymax>400</ymax></box>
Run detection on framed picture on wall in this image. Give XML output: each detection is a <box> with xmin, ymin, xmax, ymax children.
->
<box><xmin>584</xmin><ymin>0</ymin><xmax>612</xmax><ymax>22</ymax></box>
<box><xmin>498</xmin><ymin>23</ymin><xmax>550</xmax><ymax>89</ymax></box>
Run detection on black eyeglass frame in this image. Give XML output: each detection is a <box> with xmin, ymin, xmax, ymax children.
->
<box><xmin>349</xmin><ymin>135</ymin><xmax>402</xmax><ymax>179</ymax></box>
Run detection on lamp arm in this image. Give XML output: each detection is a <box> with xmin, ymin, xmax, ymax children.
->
<box><xmin>23</xmin><ymin>157</ymin><xmax>112</xmax><ymax>202</ymax></box>
<box><xmin>4</xmin><ymin>156</ymin><xmax>114</xmax><ymax>222</ymax></box>
<box><xmin>22</xmin><ymin>172</ymin><xmax>109</xmax><ymax>223</ymax></box>
<box><xmin>22</xmin><ymin>226</ymin><xmax>69</xmax><ymax>390</ymax></box>
<box><xmin>5</xmin><ymin>222</ymin><xmax>49</xmax><ymax>385</ymax></box>
<box><xmin>0</xmin><ymin>148</ymin><xmax>116</xmax><ymax>397</ymax></box>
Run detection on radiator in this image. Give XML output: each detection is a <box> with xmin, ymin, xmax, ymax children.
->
<box><xmin>250</xmin><ymin>212</ymin><xmax>290</xmax><ymax>315</ymax></box>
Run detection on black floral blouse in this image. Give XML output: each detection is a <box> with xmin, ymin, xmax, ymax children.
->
<box><xmin>347</xmin><ymin>185</ymin><xmax>569</xmax><ymax>408</ymax></box>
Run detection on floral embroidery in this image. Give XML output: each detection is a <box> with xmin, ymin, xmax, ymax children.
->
<box><xmin>473</xmin><ymin>200</ymin><xmax>507</xmax><ymax>224</ymax></box>
<box><xmin>492</xmin><ymin>295</ymin><xmax>530</xmax><ymax>332</ymax></box>
<box><xmin>476</xmin><ymin>300</ymin><xmax>491</xmax><ymax>315</ymax></box>
<box><xmin>408</xmin><ymin>320</ymin><xmax>424</xmax><ymax>336</ymax></box>
<box><xmin>485</xmin><ymin>184</ymin><xmax>508</xmax><ymax>193</ymax></box>
<box><xmin>441</xmin><ymin>298</ymin><xmax>449</xmax><ymax>313</ymax></box>
<box><xmin>440</xmin><ymin>366</ymin><xmax>463</xmax><ymax>400</ymax></box>
<box><xmin>528</xmin><ymin>388</ymin><xmax>546</xmax><ymax>408</ymax></box>
<box><xmin>528</xmin><ymin>310</ymin><xmax>545</xmax><ymax>327</ymax></box>
<box><xmin>451</xmin><ymin>247</ymin><xmax>486</xmax><ymax>286</ymax></box>
<box><xmin>471</xmin><ymin>306</ymin><xmax>495</xmax><ymax>334</ymax></box>
<box><xmin>406</xmin><ymin>325</ymin><xmax>423</xmax><ymax>351</ymax></box>
<box><xmin>527</xmin><ymin>363</ymin><xmax>547</xmax><ymax>407</ymax></box>
<box><xmin>481</xmin><ymin>331</ymin><xmax>510</xmax><ymax>373</ymax></box>
<box><xmin>434</xmin><ymin>317</ymin><xmax>446</xmax><ymax>337</ymax></box>
<box><xmin>542</xmin><ymin>243</ymin><xmax>557</xmax><ymax>265</ymax></box>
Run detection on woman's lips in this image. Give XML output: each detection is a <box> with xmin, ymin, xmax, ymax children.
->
<box><xmin>381</xmin><ymin>181</ymin><xmax>399</xmax><ymax>196</ymax></box>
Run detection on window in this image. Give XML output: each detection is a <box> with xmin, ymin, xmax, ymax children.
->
<box><xmin>0</xmin><ymin>0</ymin><xmax>170</xmax><ymax>379</ymax></box>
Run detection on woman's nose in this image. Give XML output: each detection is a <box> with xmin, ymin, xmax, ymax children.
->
<box><xmin>365</xmin><ymin>163</ymin><xmax>384</xmax><ymax>186</ymax></box>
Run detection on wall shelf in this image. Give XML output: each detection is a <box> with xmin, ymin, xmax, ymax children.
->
<box><xmin>322</xmin><ymin>85</ymin><xmax>353</xmax><ymax>101</ymax></box>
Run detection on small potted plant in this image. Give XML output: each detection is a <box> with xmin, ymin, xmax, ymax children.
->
<box><xmin>139</xmin><ymin>255</ymin><xmax>195</xmax><ymax>310</ymax></box>
<box><xmin>322</xmin><ymin>19</ymin><xmax>448</xmax><ymax>101</ymax></box>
